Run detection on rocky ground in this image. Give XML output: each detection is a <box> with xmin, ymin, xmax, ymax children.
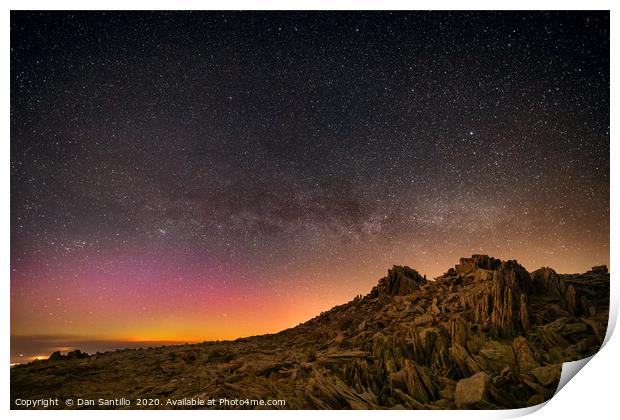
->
<box><xmin>11</xmin><ymin>255</ymin><xmax>609</xmax><ymax>409</ymax></box>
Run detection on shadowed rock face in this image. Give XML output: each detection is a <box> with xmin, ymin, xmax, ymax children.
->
<box><xmin>463</xmin><ymin>260</ymin><xmax>533</xmax><ymax>337</ymax></box>
<box><xmin>371</xmin><ymin>265</ymin><xmax>426</xmax><ymax>297</ymax></box>
<box><xmin>455</xmin><ymin>255</ymin><xmax>502</xmax><ymax>275</ymax></box>
<box><xmin>11</xmin><ymin>256</ymin><xmax>609</xmax><ymax>410</ymax></box>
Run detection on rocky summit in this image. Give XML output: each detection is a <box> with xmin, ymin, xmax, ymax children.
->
<box><xmin>11</xmin><ymin>255</ymin><xmax>609</xmax><ymax>409</ymax></box>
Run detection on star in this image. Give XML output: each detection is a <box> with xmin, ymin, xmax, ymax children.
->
<box><xmin>9</xmin><ymin>11</ymin><xmax>609</xmax><ymax>358</ymax></box>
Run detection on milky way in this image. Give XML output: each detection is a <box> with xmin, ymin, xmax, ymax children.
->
<box><xmin>10</xmin><ymin>11</ymin><xmax>609</xmax><ymax>361</ymax></box>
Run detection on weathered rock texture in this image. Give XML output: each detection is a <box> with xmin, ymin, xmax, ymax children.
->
<box><xmin>11</xmin><ymin>256</ymin><xmax>609</xmax><ymax>410</ymax></box>
<box><xmin>371</xmin><ymin>265</ymin><xmax>426</xmax><ymax>297</ymax></box>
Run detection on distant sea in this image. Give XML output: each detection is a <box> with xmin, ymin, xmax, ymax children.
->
<box><xmin>10</xmin><ymin>335</ymin><xmax>196</xmax><ymax>365</ymax></box>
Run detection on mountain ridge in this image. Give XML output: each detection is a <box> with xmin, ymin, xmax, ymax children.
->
<box><xmin>11</xmin><ymin>255</ymin><xmax>610</xmax><ymax>409</ymax></box>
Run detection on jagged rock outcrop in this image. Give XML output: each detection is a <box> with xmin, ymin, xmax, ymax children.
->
<box><xmin>531</xmin><ymin>267</ymin><xmax>563</xmax><ymax>299</ymax></box>
<box><xmin>46</xmin><ymin>349</ymin><xmax>89</xmax><ymax>362</ymax></box>
<box><xmin>371</xmin><ymin>265</ymin><xmax>426</xmax><ymax>297</ymax></box>
<box><xmin>590</xmin><ymin>265</ymin><xmax>608</xmax><ymax>274</ymax></box>
<box><xmin>455</xmin><ymin>255</ymin><xmax>501</xmax><ymax>275</ymax></box>
<box><xmin>458</xmin><ymin>260</ymin><xmax>533</xmax><ymax>337</ymax></box>
<box><xmin>530</xmin><ymin>265</ymin><xmax>609</xmax><ymax>318</ymax></box>
<box><xmin>66</xmin><ymin>349</ymin><xmax>89</xmax><ymax>360</ymax></box>
<box><xmin>11</xmin><ymin>255</ymin><xmax>609</xmax><ymax>410</ymax></box>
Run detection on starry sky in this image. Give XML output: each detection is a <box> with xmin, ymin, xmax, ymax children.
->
<box><xmin>10</xmin><ymin>11</ymin><xmax>609</xmax><ymax>363</ymax></box>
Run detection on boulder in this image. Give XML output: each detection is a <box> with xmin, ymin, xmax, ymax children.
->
<box><xmin>455</xmin><ymin>372</ymin><xmax>491</xmax><ymax>408</ymax></box>
<box><xmin>48</xmin><ymin>351</ymin><xmax>62</xmax><ymax>361</ymax></box>
<box><xmin>450</xmin><ymin>343</ymin><xmax>481</xmax><ymax>377</ymax></box>
<box><xmin>531</xmin><ymin>364</ymin><xmax>561</xmax><ymax>386</ymax></box>
<box><xmin>477</xmin><ymin>340</ymin><xmax>516</xmax><ymax>371</ymax></box>
<box><xmin>512</xmin><ymin>336</ymin><xmax>540</xmax><ymax>372</ymax></box>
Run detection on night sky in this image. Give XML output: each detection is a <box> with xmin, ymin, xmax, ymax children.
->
<box><xmin>10</xmin><ymin>11</ymin><xmax>609</xmax><ymax>362</ymax></box>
